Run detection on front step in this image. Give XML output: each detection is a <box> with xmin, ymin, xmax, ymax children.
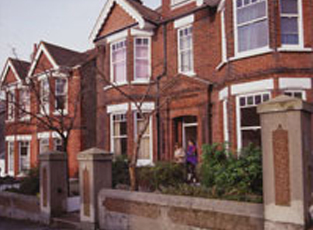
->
<box><xmin>52</xmin><ymin>212</ymin><xmax>80</xmax><ymax>229</ymax></box>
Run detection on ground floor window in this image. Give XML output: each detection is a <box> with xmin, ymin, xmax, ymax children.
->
<box><xmin>284</xmin><ymin>90</ymin><xmax>306</xmax><ymax>100</ymax></box>
<box><xmin>39</xmin><ymin>138</ymin><xmax>50</xmax><ymax>154</ymax></box>
<box><xmin>7</xmin><ymin>141</ymin><xmax>14</xmax><ymax>173</ymax></box>
<box><xmin>237</xmin><ymin>92</ymin><xmax>270</xmax><ymax>150</ymax></box>
<box><xmin>134</xmin><ymin>112</ymin><xmax>152</xmax><ymax>162</ymax></box>
<box><xmin>111</xmin><ymin>113</ymin><xmax>128</xmax><ymax>156</ymax></box>
<box><xmin>19</xmin><ymin>141</ymin><xmax>30</xmax><ymax>172</ymax></box>
<box><xmin>54</xmin><ymin>138</ymin><xmax>63</xmax><ymax>152</ymax></box>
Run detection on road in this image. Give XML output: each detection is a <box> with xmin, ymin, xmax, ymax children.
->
<box><xmin>0</xmin><ymin>217</ymin><xmax>63</xmax><ymax>230</ymax></box>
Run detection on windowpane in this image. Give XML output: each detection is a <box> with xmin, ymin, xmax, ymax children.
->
<box><xmin>135</xmin><ymin>112</ymin><xmax>151</xmax><ymax>161</ymax></box>
<box><xmin>19</xmin><ymin>89</ymin><xmax>30</xmax><ymax>118</ymax></box>
<box><xmin>40</xmin><ymin>139</ymin><xmax>50</xmax><ymax>154</ymax></box>
<box><xmin>281</xmin><ymin>0</ymin><xmax>298</xmax><ymax>14</ymax></box>
<box><xmin>112</xmin><ymin>114</ymin><xmax>128</xmax><ymax>156</ymax></box>
<box><xmin>135</xmin><ymin>38</ymin><xmax>150</xmax><ymax>80</ymax></box>
<box><xmin>19</xmin><ymin>141</ymin><xmax>30</xmax><ymax>172</ymax></box>
<box><xmin>241</xmin><ymin>107</ymin><xmax>260</xmax><ymax>127</ymax></box>
<box><xmin>111</xmin><ymin>40</ymin><xmax>127</xmax><ymax>83</ymax></box>
<box><xmin>178</xmin><ymin>27</ymin><xmax>193</xmax><ymax>73</ymax></box>
<box><xmin>8</xmin><ymin>142</ymin><xmax>14</xmax><ymax>172</ymax></box>
<box><xmin>281</xmin><ymin>17</ymin><xmax>299</xmax><ymax>44</ymax></box>
<box><xmin>242</xmin><ymin>129</ymin><xmax>261</xmax><ymax>148</ymax></box>
<box><xmin>237</xmin><ymin>1</ymin><xmax>266</xmax><ymax>24</ymax></box>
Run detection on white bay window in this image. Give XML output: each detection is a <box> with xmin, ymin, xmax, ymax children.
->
<box><xmin>55</xmin><ymin>78</ymin><xmax>67</xmax><ymax>113</ymax></box>
<box><xmin>7</xmin><ymin>141</ymin><xmax>14</xmax><ymax>174</ymax></box>
<box><xmin>7</xmin><ymin>89</ymin><xmax>15</xmax><ymax>121</ymax></box>
<box><xmin>111</xmin><ymin>40</ymin><xmax>127</xmax><ymax>84</ymax></box>
<box><xmin>134</xmin><ymin>38</ymin><xmax>150</xmax><ymax>81</ymax></box>
<box><xmin>19</xmin><ymin>88</ymin><xmax>30</xmax><ymax>120</ymax></box>
<box><xmin>39</xmin><ymin>138</ymin><xmax>50</xmax><ymax>154</ymax></box>
<box><xmin>40</xmin><ymin>78</ymin><xmax>50</xmax><ymax>115</ymax></box>
<box><xmin>235</xmin><ymin>0</ymin><xmax>269</xmax><ymax>54</ymax></box>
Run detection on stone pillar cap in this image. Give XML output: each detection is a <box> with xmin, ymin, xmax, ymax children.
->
<box><xmin>77</xmin><ymin>147</ymin><xmax>113</xmax><ymax>161</ymax></box>
<box><xmin>39</xmin><ymin>151</ymin><xmax>67</xmax><ymax>161</ymax></box>
<box><xmin>257</xmin><ymin>95</ymin><xmax>313</xmax><ymax>114</ymax></box>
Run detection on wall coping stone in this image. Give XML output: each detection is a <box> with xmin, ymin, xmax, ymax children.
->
<box><xmin>99</xmin><ymin>189</ymin><xmax>264</xmax><ymax>219</ymax></box>
<box><xmin>257</xmin><ymin>95</ymin><xmax>313</xmax><ymax>114</ymax></box>
<box><xmin>77</xmin><ymin>147</ymin><xmax>113</xmax><ymax>161</ymax></box>
<box><xmin>39</xmin><ymin>151</ymin><xmax>67</xmax><ymax>161</ymax></box>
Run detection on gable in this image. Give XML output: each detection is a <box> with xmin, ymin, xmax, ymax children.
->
<box><xmin>97</xmin><ymin>3</ymin><xmax>137</xmax><ymax>38</ymax></box>
<box><xmin>3</xmin><ymin>68</ymin><xmax>18</xmax><ymax>85</ymax></box>
<box><xmin>33</xmin><ymin>52</ymin><xmax>54</xmax><ymax>75</ymax></box>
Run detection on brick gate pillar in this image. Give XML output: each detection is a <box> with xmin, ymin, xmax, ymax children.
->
<box><xmin>258</xmin><ymin>95</ymin><xmax>313</xmax><ymax>230</ymax></box>
<box><xmin>77</xmin><ymin>148</ymin><xmax>113</xmax><ymax>230</ymax></box>
<box><xmin>39</xmin><ymin>151</ymin><xmax>68</xmax><ymax>220</ymax></box>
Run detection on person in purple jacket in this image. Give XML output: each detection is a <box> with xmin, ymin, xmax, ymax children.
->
<box><xmin>186</xmin><ymin>139</ymin><xmax>198</xmax><ymax>183</ymax></box>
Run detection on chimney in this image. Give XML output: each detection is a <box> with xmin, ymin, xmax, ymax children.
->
<box><xmin>31</xmin><ymin>43</ymin><xmax>38</xmax><ymax>61</ymax></box>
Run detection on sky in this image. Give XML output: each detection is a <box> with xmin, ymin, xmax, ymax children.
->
<box><xmin>0</xmin><ymin>0</ymin><xmax>161</xmax><ymax>71</ymax></box>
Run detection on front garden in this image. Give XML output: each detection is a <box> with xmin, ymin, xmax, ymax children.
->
<box><xmin>113</xmin><ymin>143</ymin><xmax>263</xmax><ymax>203</ymax></box>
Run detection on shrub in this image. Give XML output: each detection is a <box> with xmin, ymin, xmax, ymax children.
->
<box><xmin>137</xmin><ymin>162</ymin><xmax>186</xmax><ymax>192</ymax></box>
<box><xmin>112</xmin><ymin>155</ymin><xmax>130</xmax><ymax>188</ymax></box>
<box><xmin>200</xmin><ymin>143</ymin><xmax>263</xmax><ymax>200</ymax></box>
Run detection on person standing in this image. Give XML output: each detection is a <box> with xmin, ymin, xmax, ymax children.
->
<box><xmin>186</xmin><ymin>139</ymin><xmax>197</xmax><ymax>183</ymax></box>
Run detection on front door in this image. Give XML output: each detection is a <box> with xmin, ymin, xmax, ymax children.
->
<box><xmin>183</xmin><ymin>123</ymin><xmax>197</xmax><ymax>150</ymax></box>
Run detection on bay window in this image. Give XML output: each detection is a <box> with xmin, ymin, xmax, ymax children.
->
<box><xmin>55</xmin><ymin>78</ymin><xmax>67</xmax><ymax>112</ymax></box>
<box><xmin>39</xmin><ymin>138</ymin><xmax>50</xmax><ymax>154</ymax></box>
<box><xmin>19</xmin><ymin>141</ymin><xmax>30</xmax><ymax>172</ymax></box>
<box><xmin>111</xmin><ymin>40</ymin><xmax>127</xmax><ymax>84</ymax></box>
<box><xmin>7</xmin><ymin>141</ymin><xmax>14</xmax><ymax>174</ymax></box>
<box><xmin>134</xmin><ymin>38</ymin><xmax>150</xmax><ymax>81</ymax></box>
<box><xmin>284</xmin><ymin>90</ymin><xmax>305</xmax><ymax>100</ymax></box>
<box><xmin>54</xmin><ymin>138</ymin><xmax>63</xmax><ymax>151</ymax></box>
<box><xmin>235</xmin><ymin>0</ymin><xmax>269</xmax><ymax>53</ymax></box>
<box><xmin>7</xmin><ymin>89</ymin><xmax>15</xmax><ymax>121</ymax></box>
<box><xmin>40</xmin><ymin>78</ymin><xmax>50</xmax><ymax>114</ymax></box>
<box><xmin>111</xmin><ymin>113</ymin><xmax>128</xmax><ymax>156</ymax></box>
<box><xmin>19</xmin><ymin>88</ymin><xmax>30</xmax><ymax>120</ymax></box>
<box><xmin>280</xmin><ymin>0</ymin><xmax>302</xmax><ymax>46</ymax></box>
<box><xmin>178</xmin><ymin>26</ymin><xmax>194</xmax><ymax>74</ymax></box>
<box><xmin>237</xmin><ymin>92</ymin><xmax>270</xmax><ymax>150</ymax></box>
<box><xmin>134</xmin><ymin>112</ymin><xmax>152</xmax><ymax>164</ymax></box>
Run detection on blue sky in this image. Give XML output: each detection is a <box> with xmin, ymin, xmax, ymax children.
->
<box><xmin>0</xmin><ymin>0</ymin><xmax>161</xmax><ymax>71</ymax></box>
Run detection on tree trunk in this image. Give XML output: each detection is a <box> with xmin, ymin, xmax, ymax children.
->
<box><xmin>129</xmin><ymin>165</ymin><xmax>137</xmax><ymax>191</ymax></box>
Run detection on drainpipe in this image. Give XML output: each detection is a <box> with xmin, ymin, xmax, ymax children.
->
<box><xmin>207</xmin><ymin>84</ymin><xmax>213</xmax><ymax>145</ymax></box>
<box><xmin>156</xmin><ymin>22</ymin><xmax>168</xmax><ymax>161</ymax></box>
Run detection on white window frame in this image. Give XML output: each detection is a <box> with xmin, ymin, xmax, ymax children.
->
<box><xmin>7</xmin><ymin>141</ymin><xmax>14</xmax><ymax>176</ymax></box>
<box><xmin>233</xmin><ymin>0</ymin><xmax>270</xmax><ymax>57</ymax></box>
<box><xmin>19</xmin><ymin>87</ymin><xmax>30</xmax><ymax>121</ymax></box>
<box><xmin>133</xmin><ymin>37</ymin><xmax>151</xmax><ymax>83</ymax></box>
<box><xmin>110</xmin><ymin>39</ymin><xmax>127</xmax><ymax>85</ymax></box>
<box><xmin>284</xmin><ymin>90</ymin><xmax>306</xmax><ymax>100</ymax></box>
<box><xmin>236</xmin><ymin>91</ymin><xmax>271</xmax><ymax>151</ymax></box>
<box><xmin>177</xmin><ymin>25</ymin><xmax>195</xmax><ymax>76</ymax></box>
<box><xmin>110</xmin><ymin>113</ymin><xmax>128</xmax><ymax>156</ymax></box>
<box><xmin>39</xmin><ymin>138</ymin><xmax>50</xmax><ymax>154</ymax></box>
<box><xmin>19</xmin><ymin>141</ymin><xmax>30</xmax><ymax>173</ymax></box>
<box><xmin>221</xmin><ymin>9</ymin><xmax>227</xmax><ymax>63</ymax></box>
<box><xmin>7</xmin><ymin>88</ymin><xmax>15</xmax><ymax>121</ymax></box>
<box><xmin>134</xmin><ymin>111</ymin><xmax>153</xmax><ymax>166</ymax></box>
<box><xmin>40</xmin><ymin>78</ymin><xmax>50</xmax><ymax>115</ymax></box>
<box><xmin>279</xmin><ymin>0</ymin><xmax>304</xmax><ymax>49</ymax></box>
<box><xmin>54</xmin><ymin>78</ymin><xmax>68</xmax><ymax>115</ymax></box>
<box><xmin>223</xmin><ymin>100</ymin><xmax>229</xmax><ymax>144</ymax></box>
<box><xmin>171</xmin><ymin>0</ymin><xmax>195</xmax><ymax>9</ymax></box>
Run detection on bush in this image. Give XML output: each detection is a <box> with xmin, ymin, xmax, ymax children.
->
<box><xmin>137</xmin><ymin>162</ymin><xmax>186</xmax><ymax>191</ymax></box>
<box><xmin>199</xmin><ymin>143</ymin><xmax>262</xmax><ymax>201</ymax></box>
<box><xmin>112</xmin><ymin>155</ymin><xmax>130</xmax><ymax>188</ymax></box>
<box><xmin>6</xmin><ymin>167</ymin><xmax>39</xmax><ymax>196</ymax></box>
<box><xmin>0</xmin><ymin>176</ymin><xmax>17</xmax><ymax>185</ymax></box>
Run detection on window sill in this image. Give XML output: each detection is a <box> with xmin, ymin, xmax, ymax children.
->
<box><xmin>5</xmin><ymin>119</ymin><xmax>14</xmax><ymax>124</ymax></box>
<box><xmin>131</xmin><ymin>79</ymin><xmax>151</xmax><ymax>85</ymax></box>
<box><xmin>103</xmin><ymin>82</ymin><xmax>128</xmax><ymax>91</ymax></box>
<box><xmin>216</xmin><ymin>60</ymin><xmax>227</xmax><ymax>71</ymax></box>
<box><xmin>171</xmin><ymin>0</ymin><xmax>194</xmax><ymax>10</ymax></box>
<box><xmin>278</xmin><ymin>47</ymin><xmax>313</xmax><ymax>52</ymax></box>
<box><xmin>230</xmin><ymin>47</ymin><xmax>273</xmax><ymax>62</ymax></box>
<box><xmin>19</xmin><ymin>117</ymin><xmax>31</xmax><ymax>122</ymax></box>
<box><xmin>136</xmin><ymin>159</ymin><xmax>154</xmax><ymax>167</ymax></box>
<box><xmin>53</xmin><ymin>110</ymin><xmax>68</xmax><ymax>116</ymax></box>
<box><xmin>180</xmin><ymin>71</ymin><xmax>196</xmax><ymax>77</ymax></box>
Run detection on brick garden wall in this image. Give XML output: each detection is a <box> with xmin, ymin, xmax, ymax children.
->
<box><xmin>98</xmin><ymin>189</ymin><xmax>264</xmax><ymax>230</ymax></box>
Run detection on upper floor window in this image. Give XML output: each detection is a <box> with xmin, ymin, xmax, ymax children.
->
<box><xmin>171</xmin><ymin>0</ymin><xmax>194</xmax><ymax>7</ymax></box>
<box><xmin>111</xmin><ymin>40</ymin><xmax>127</xmax><ymax>84</ymax></box>
<box><xmin>280</xmin><ymin>0</ymin><xmax>302</xmax><ymax>46</ymax></box>
<box><xmin>40</xmin><ymin>78</ymin><xmax>50</xmax><ymax>115</ymax></box>
<box><xmin>178</xmin><ymin>26</ymin><xmax>194</xmax><ymax>75</ymax></box>
<box><xmin>235</xmin><ymin>0</ymin><xmax>269</xmax><ymax>53</ymax></box>
<box><xmin>55</xmin><ymin>78</ymin><xmax>67</xmax><ymax>112</ymax></box>
<box><xmin>7</xmin><ymin>89</ymin><xmax>15</xmax><ymax>121</ymax></box>
<box><xmin>19</xmin><ymin>88</ymin><xmax>30</xmax><ymax>120</ymax></box>
<box><xmin>134</xmin><ymin>38</ymin><xmax>151</xmax><ymax>81</ymax></box>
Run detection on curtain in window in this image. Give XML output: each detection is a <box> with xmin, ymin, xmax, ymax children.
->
<box><xmin>112</xmin><ymin>41</ymin><xmax>127</xmax><ymax>83</ymax></box>
<box><xmin>280</xmin><ymin>0</ymin><xmax>299</xmax><ymax>45</ymax></box>
<box><xmin>135</xmin><ymin>38</ymin><xmax>149</xmax><ymax>80</ymax></box>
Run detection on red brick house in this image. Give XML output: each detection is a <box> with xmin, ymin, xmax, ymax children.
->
<box><xmin>90</xmin><ymin>0</ymin><xmax>313</xmax><ymax>164</ymax></box>
<box><xmin>0</xmin><ymin>41</ymin><xmax>97</xmax><ymax>177</ymax></box>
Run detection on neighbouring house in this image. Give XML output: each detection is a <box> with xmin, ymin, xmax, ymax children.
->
<box><xmin>0</xmin><ymin>41</ymin><xmax>97</xmax><ymax>178</ymax></box>
<box><xmin>0</xmin><ymin>99</ymin><xmax>5</xmax><ymax>177</ymax></box>
<box><xmin>90</xmin><ymin>0</ymin><xmax>313</xmax><ymax>165</ymax></box>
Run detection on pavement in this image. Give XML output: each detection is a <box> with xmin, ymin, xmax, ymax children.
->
<box><xmin>0</xmin><ymin>217</ymin><xmax>63</xmax><ymax>230</ymax></box>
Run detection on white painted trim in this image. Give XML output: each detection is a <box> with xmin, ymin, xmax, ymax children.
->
<box><xmin>279</xmin><ymin>78</ymin><xmax>311</xmax><ymax>90</ymax></box>
<box><xmin>89</xmin><ymin>0</ymin><xmax>147</xmax><ymax>43</ymax></box>
<box><xmin>107</xmin><ymin>103</ymin><xmax>129</xmax><ymax>113</ymax></box>
<box><xmin>110</xmin><ymin>39</ymin><xmax>127</xmax><ymax>84</ymax></box>
<box><xmin>134</xmin><ymin>37</ymin><xmax>152</xmax><ymax>82</ymax></box>
<box><xmin>230</xmin><ymin>47</ymin><xmax>273</xmax><ymax>62</ymax></box>
<box><xmin>223</xmin><ymin>100</ymin><xmax>229</xmax><ymax>144</ymax></box>
<box><xmin>16</xmin><ymin>135</ymin><xmax>32</xmax><ymax>141</ymax></box>
<box><xmin>130</xmin><ymin>28</ymin><xmax>154</xmax><ymax>37</ymax></box>
<box><xmin>219</xmin><ymin>87</ymin><xmax>228</xmax><ymax>100</ymax></box>
<box><xmin>220</xmin><ymin>9</ymin><xmax>227</xmax><ymax>63</ymax></box>
<box><xmin>0</xmin><ymin>59</ymin><xmax>22</xmax><ymax>85</ymax></box>
<box><xmin>174</xmin><ymin>14</ymin><xmax>195</xmax><ymax>29</ymax></box>
<box><xmin>284</xmin><ymin>90</ymin><xmax>307</xmax><ymax>100</ymax></box>
<box><xmin>177</xmin><ymin>25</ymin><xmax>194</xmax><ymax>75</ymax></box>
<box><xmin>5</xmin><ymin>135</ymin><xmax>15</xmax><ymax>142</ymax></box>
<box><xmin>277</xmin><ymin>47</ymin><xmax>312</xmax><ymax>52</ymax></box>
<box><xmin>231</xmin><ymin>79</ymin><xmax>274</xmax><ymax>95</ymax></box>
<box><xmin>52</xmin><ymin>131</ymin><xmax>68</xmax><ymax>138</ymax></box>
<box><xmin>28</xmin><ymin>42</ymin><xmax>59</xmax><ymax>77</ymax></box>
<box><xmin>131</xmin><ymin>102</ymin><xmax>155</xmax><ymax>111</ymax></box>
<box><xmin>197</xmin><ymin>0</ymin><xmax>222</xmax><ymax>7</ymax></box>
<box><xmin>106</xmin><ymin>30</ymin><xmax>128</xmax><ymax>43</ymax></box>
<box><xmin>37</xmin><ymin>132</ymin><xmax>50</xmax><ymax>139</ymax></box>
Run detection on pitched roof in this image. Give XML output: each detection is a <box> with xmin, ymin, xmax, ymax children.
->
<box><xmin>42</xmin><ymin>41</ymin><xmax>86</xmax><ymax>67</ymax></box>
<box><xmin>9</xmin><ymin>58</ymin><xmax>30</xmax><ymax>80</ymax></box>
<box><xmin>125</xmin><ymin>0</ymin><xmax>161</xmax><ymax>23</ymax></box>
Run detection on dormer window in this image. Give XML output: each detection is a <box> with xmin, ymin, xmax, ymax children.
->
<box><xmin>134</xmin><ymin>38</ymin><xmax>151</xmax><ymax>82</ymax></box>
<box><xmin>111</xmin><ymin>40</ymin><xmax>127</xmax><ymax>84</ymax></box>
